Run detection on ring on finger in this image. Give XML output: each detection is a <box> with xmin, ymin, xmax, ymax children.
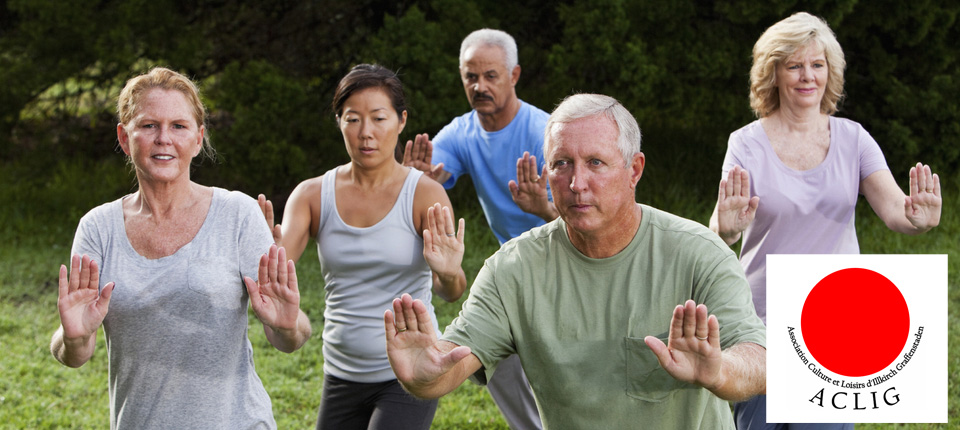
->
<box><xmin>696</xmin><ymin>335</ymin><xmax>708</xmax><ymax>341</ymax></box>
<box><xmin>398</xmin><ymin>327</ymin><xmax>407</xmax><ymax>333</ymax></box>
<box><xmin>446</xmin><ymin>233</ymin><xmax>455</xmax><ymax>237</ymax></box>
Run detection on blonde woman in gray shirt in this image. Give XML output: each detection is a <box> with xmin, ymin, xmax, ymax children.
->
<box><xmin>50</xmin><ymin>67</ymin><xmax>311</xmax><ymax>430</ymax></box>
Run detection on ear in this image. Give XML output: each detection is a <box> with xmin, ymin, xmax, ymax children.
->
<box><xmin>510</xmin><ymin>64</ymin><xmax>521</xmax><ymax>87</ymax></box>
<box><xmin>630</xmin><ymin>152</ymin><xmax>645</xmax><ymax>188</ymax></box>
<box><xmin>117</xmin><ymin>123</ymin><xmax>131</xmax><ymax>155</ymax></box>
<box><xmin>398</xmin><ymin>110</ymin><xmax>408</xmax><ymax>134</ymax></box>
<box><xmin>193</xmin><ymin>125</ymin><xmax>205</xmax><ymax>158</ymax></box>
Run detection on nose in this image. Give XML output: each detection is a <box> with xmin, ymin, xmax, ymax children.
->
<box><xmin>358</xmin><ymin>119</ymin><xmax>373</xmax><ymax>140</ymax></box>
<box><xmin>800</xmin><ymin>65</ymin><xmax>813</xmax><ymax>82</ymax></box>
<box><xmin>474</xmin><ymin>79</ymin><xmax>486</xmax><ymax>95</ymax></box>
<box><xmin>155</xmin><ymin>125</ymin><xmax>173</xmax><ymax>145</ymax></box>
<box><xmin>569</xmin><ymin>165</ymin><xmax>588</xmax><ymax>193</ymax></box>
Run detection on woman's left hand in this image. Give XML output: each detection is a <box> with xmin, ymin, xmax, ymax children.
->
<box><xmin>245</xmin><ymin>244</ymin><xmax>301</xmax><ymax>332</ymax></box>
<box><xmin>422</xmin><ymin>204</ymin><xmax>465</xmax><ymax>279</ymax></box>
<box><xmin>904</xmin><ymin>162</ymin><xmax>942</xmax><ymax>230</ymax></box>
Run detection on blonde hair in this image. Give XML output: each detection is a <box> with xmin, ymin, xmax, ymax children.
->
<box><xmin>749</xmin><ymin>12</ymin><xmax>846</xmax><ymax>117</ymax></box>
<box><xmin>117</xmin><ymin>67</ymin><xmax>214</xmax><ymax>159</ymax></box>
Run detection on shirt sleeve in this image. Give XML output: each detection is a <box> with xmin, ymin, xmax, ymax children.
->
<box><xmin>70</xmin><ymin>207</ymin><xmax>107</xmax><ymax>291</ymax></box>
<box><xmin>692</xmin><ymin>239</ymin><xmax>766</xmax><ymax>349</ymax></box>
<box><xmin>440</xmin><ymin>257</ymin><xmax>516</xmax><ymax>385</ymax></box>
<box><xmin>235</xmin><ymin>192</ymin><xmax>275</xmax><ymax>282</ymax></box>
<box><xmin>856</xmin><ymin>124</ymin><xmax>890</xmax><ymax>181</ymax></box>
<box><xmin>431</xmin><ymin>122</ymin><xmax>464</xmax><ymax>189</ymax></box>
<box><xmin>721</xmin><ymin>130</ymin><xmax>747</xmax><ymax>178</ymax></box>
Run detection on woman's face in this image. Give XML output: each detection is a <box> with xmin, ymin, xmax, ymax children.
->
<box><xmin>117</xmin><ymin>88</ymin><xmax>204</xmax><ymax>185</ymax></box>
<box><xmin>338</xmin><ymin>87</ymin><xmax>407</xmax><ymax>167</ymax></box>
<box><xmin>776</xmin><ymin>43</ymin><xmax>829</xmax><ymax>113</ymax></box>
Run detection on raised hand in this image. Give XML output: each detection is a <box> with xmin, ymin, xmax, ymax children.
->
<box><xmin>258</xmin><ymin>194</ymin><xmax>282</xmax><ymax>244</ymax></box>
<box><xmin>644</xmin><ymin>300</ymin><xmax>724</xmax><ymax>391</ymax></box>
<box><xmin>384</xmin><ymin>294</ymin><xmax>473</xmax><ymax>394</ymax></box>
<box><xmin>715</xmin><ymin>166</ymin><xmax>759</xmax><ymax>243</ymax></box>
<box><xmin>403</xmin><ymin>133</ymin><xmax>448</xmax><ymax>182</ymax></box>
<box><xmin>422</xmin><ymin>203</ymin><xmax>465</xmax><ymax>278</ymax></box>
<box><xmin>904</xmin><ymin>162</ymin><xmax>941</xmax><ymax>230</ymax></box>
<box><xmin>509</xmin><ymin>152</ymin><xmax>557</xmax><ymax>221</ymax></box>
<box><xmin>58</xmin><ymin>254</ymin><xmax>114</xmax><ymax>341</ymax></box>
<box><xmin>245</xmin><ymin>244</ymin><xmax>300</xmax><ymax>333</ymax></box>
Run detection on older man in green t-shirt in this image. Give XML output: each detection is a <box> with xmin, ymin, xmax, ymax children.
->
<box><xmin>384</xmin><ymin>93</ymin><xmax>766</xmax><ymax>429</ymax></box>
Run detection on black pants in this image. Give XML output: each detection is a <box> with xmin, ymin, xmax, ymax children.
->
<box><xmin>316</xmin><ymin>374</ymin><xmax>438</xmax><ymax>430</ymax></box>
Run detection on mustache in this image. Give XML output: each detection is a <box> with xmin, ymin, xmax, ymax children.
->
<box><xmin>472</xmin><ymin>93</ymin><xmax>493</xmax><ymax>102</ymax></box>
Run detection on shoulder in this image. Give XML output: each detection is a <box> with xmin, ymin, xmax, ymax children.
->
<box><xmin>413</xmin><ymin>168</ymin><xmax>450</xmax><ymax>208</ymax></box>
<box><xmin>728</xmin><ymin>120</ymin><xmax>763</xmax><ymax>145</ymax></box>
<box><xmin>211</xmin><ymin>187</ymin><xmax>263</xmax><ymax>220</ymax></box>
<box><xmin>76</xmin><ymin>197</ymin><xmax>124</xmax><ymax>231</ymax></box>
<box><xmin>518</xmin><ymin>100</ymin><xmax>550</xmax><ymax>129</ymax></box>
<box><xmin>434</xmin><ymin>111</ymin><xmax>477</xmax><ymax>143</ymax></box>
<box><xmin>642</xmin><ymin>205</ymin><xmax>734</xmax><ymax>257</ymax></box>
<box><xmin>488</xmin><ymin>219</ymin><xmax>563</xmax><ymax>265</ymax></box>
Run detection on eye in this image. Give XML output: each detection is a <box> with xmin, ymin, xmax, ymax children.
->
<box><xmin>590</xmin><ymin>159</ymin><xmax>603</xmax><ymax>166</ymax></box>
<box><xmin>375</xmin><ymin>117</ymin><xmax>388</xmax><ymax>122</ymax></box>
<box><xmin>173</xmin><ymin>123</ymin><xmax>186</xmax><ymax>129</ymax></box>
<box><xmin>141</xmin><ymin>123</ymin><xmax>156</xmax><ymax>129</ymax></box>
<box><xmin>551</xmin><ymin>160</ymin><xmax>568</xmax><ymax>169</ymax></box>
<box><xmin>788</xmin><ymin>64</ymin><xmax>801</xmax><ymax>70</ymax></box>
<box><xmin>486</xmin><ymin>73</ymin><xmax>497</xmax><ymax>80</ymax></box>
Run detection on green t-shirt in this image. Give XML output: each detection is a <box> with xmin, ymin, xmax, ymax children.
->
<box><xmin>442</xmin><ymin>204</ymin><xmax>765</xmax><ymax>429</ymax></box>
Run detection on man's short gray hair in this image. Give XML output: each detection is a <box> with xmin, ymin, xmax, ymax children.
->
<box><xmin>544</xmin><ymin>94</ymin><xmax>642</xmax><ymax>165</ymax></box>
<box><xmin>459</xmin><ymin>29</ymin><xmax>518</xmax><ymax>70</ymax></box>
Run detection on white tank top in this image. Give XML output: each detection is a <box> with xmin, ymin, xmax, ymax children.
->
<box><xmin>316</xmin><ymin>166</ymin><xmax>438</xmax><ymax>382</ymax></box>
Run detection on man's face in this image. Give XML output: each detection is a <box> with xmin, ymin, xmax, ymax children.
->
<box><xmin>459</xmin><ymin>44</ymin><xmax>519</xmax><ymax>116</ymax></box>
<box><xmin>546</xmin><ymin>116</ymin><xmax>644</xmax><ymax>237</ymax></box>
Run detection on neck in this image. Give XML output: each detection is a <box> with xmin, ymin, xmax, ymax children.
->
<box><xmin>347</xmin><ymin>159</ymin><xmax>405</xmax><ymax>188</ymax></box>
<box><xmin>770</xmin><ymin>106</ymin><xmax>827</xmax><ymax>133</ymax></box>
<box><xmin>567</xmin><ymin>204</ymin><xmax>643</xmax><ymax>259</ymax></box>
<box><xmin>132</xmin><ymin>178</ymin><xmax>202</xmax><ymax>219</ymax></box>
<box><xmin>477</xmin><ymin>97</ymin><xmax>521</xmax><ymax>132</ymax></box>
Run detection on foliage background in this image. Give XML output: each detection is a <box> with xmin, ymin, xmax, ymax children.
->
<box><xmin>1</xmin><ymin>0</ymin><xmax>957</xmax><ymax>428</ymax></box>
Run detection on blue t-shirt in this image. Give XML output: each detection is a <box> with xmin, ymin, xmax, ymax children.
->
<box><xmin>432</xmin><ymin>100</ymin><xmax>551</xmax><ymax>244</ymax></box>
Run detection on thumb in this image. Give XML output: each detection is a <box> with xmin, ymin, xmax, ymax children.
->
<box><xmin>643</xmin><ymin>336</ymin><xmax>670</xmax><ymax>366</ymax></box>
<box><xmin>439</xmin><ymin>345</ymin><xmax>473</xmax><ymax>370</ymax></box>
<box><xmin>97</xmin><ymin>282</ymin><xmax>116</xmax><ymax>314</ymax></box>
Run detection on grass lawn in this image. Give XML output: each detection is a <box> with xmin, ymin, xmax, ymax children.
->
<box><xmin>0</xmin><ymin>162</ymin><xmax>956</xmax><ymax>428</ymax></box>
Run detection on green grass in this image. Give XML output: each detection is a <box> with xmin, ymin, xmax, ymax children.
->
<box><xmin>0</xmin><ymin>158</ymin><xmax>957</xmax><ymax>428</ymax></box>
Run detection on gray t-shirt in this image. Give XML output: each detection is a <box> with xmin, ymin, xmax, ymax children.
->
<box><xmin>71</xmin><ymin>187</ymin><xmax>276</xmax><ymax>430</ymax></box>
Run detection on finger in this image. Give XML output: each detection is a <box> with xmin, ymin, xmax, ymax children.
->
<box><xmin>257</xmin><ymin>251</ymin><xmax>269</xmax><ymax>288</ymax></box>
<box><xmin>273</xmin><ymin>224</ymin><xmax>282</xmax><ymax>243</ymax></box>
<box><xmin>391</xmin><ymin>298</ymin><xmax>406</xmax><ymax>332</ymax></box>
<box><xmin>267</xmin><ymin>244</ymin><xmax>279</xmax><ymax>284</ymax></box>
<box><xmin>932</xmin><ymin>173</ymin><xmax>941</xmax><ymax>197</ymax></box>
<box><xmin>747</xmin><ymin>196</ymin><xmax>760</xmax><ymax>215</ymax></box>
<box><xmin>277</xmin><ymin>246</ymin><xmax>288</xmax><ymax>287</ymax></box>
<box><xmin>440</xmin><ymin>345</ymin><xmax>474</xmax><ymax>369</ymax></box>
<box><xmin>540</xmin><ymin>165</ymin><xmax>549</xmax><ymax>190</ymax></box>
<box><xmin>515</xmin><ymin>155</ymin><xmax>526</xmax><ymax>182</ymax></box>
<box><xmin>457</xmin><ymin>217</ymin><xmax>466</xmax><ymax>243</ymax></box>
<box><xmin>384</xmin><ymin>309</ymin><xmax>397</xmax><ymax>339</ymax></box>
<box><xmin>508</xmin><ymin>180</ymin><xmax>519</xmax><ymax>199</ymax></box>
<box><xmin>402</xmin><ymin>140</ymin><xmax>414</xmax><ymax>165</ymax></box>
<box><xmin>422</xmin><ymin>134</ymin><xmax>433</xmax><ymax>163</ymax></box>
<box><xmin>401</xmin><ymin>293</ymin><xmax>420</xmax><ymax>333</ymax></box>
<box><xmin>88</xmin><ymin>259</ymin><xmax>101</xmax><ymax>291</ymax></box>
<box><xmin>69</xmin><ymin>254</ymin><xmax>82</xmax><ymax>293</ymax></box>
<box><xmin>58</xmin><ymin>264</ymin><xmax>69</xmax><ymax>298</ymax></box>
<box><xmin>923</xmin><ymin>164</ymin><xmax>934</xmax><ymax>192</ymax></box>
<box><xmin>244</xmin><ymin>276</ymin><xmax>261</xmax><ymax>309</ymax></box>
<box><xmin>412</xmin><ymin>297</ymin><xmax>435</xmax><ymax>337</ymax></box>
<box><xmin>643</xmin><ymin>335</ymin><xmax>670</xmax><ymax>366</ymax></box>
<box><xmin>682</xmin><ymin>300</ymin><xmax>697</xmax><ymax>339</ymax></box>
<box><xmin>97</xmin><ymin>282</ymin><xmax>115</xmax><ymax>313</ymax></box>
<box><xmin>425</xmin><ymin>204</ymin><xmax>438</xmax><ymax>237</ymax></box>
<box><xmin>695</xmin><ymin>304</ymin><xmax>709</xmax><ymax>341</ymax></box>
<box><xmin>732</xmin><ymin>167</ymin><xmax>743</xmax><ymax>197</ymax></box>
<box><xmin>718</xmin><ymin>179</ymin><xmax>728</xmax><ymax>202</ymax></box>
<box><xmin>286</xmin><ymin>259</ymin><xmax>299</xmax><ymax>294</ymax></box>
<box><xmin>442</xmin><ymin>206</ymin><xmax>456</xmax><ymax>236</ymax></box>
<box><xmin>708</xmin><ymin>314</ymin><xmax>721</xmax><ymax>347</ymax></box>
<box><xmin>431</xmin><ymin>162</ymin><xmax>445</xmax><ymax>177</ymax></box>
<box><xmin>265</xmin><ymin>199</ymin><xmax>275</xmax><ymax>226</ymax></box>
<box><xmin>909</xmin><ymin>165</ymin><xmax>919</xmax><ymax>197</ymax></box>
<box><xmin>258</xmin><ymin>194</ymin><xmax>267</xmax><ymax>216</ymax></box>
<box><xmin>739</xmin><ymin>169</ymin><xmax>751</xmax><ymax>198</ymax></box>
<box><xmin>668</xmin><ymin>304</ymin><xmax>684</xmax><ymax>341</ymax></box>
<box><xmin>79</xmin><ymin>254</ymin><xmax>92</xmax><ymax>291</ymax></box>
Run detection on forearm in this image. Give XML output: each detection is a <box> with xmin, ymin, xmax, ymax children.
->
<box><xmin>708</xmin><ymin>342</ymin><xmax>765</xmax><ymax>401</ymax></box>
<box><xmin>709</xmin><ymin>209</ymin><xmax>742</xmax><ymax>246</ymax></box>
<box><xmin>50</xmin><ymin>326</ymin><xmax>96</xmax><ymax>368</ymax></box>
<box><xmin>433</xmin><ymin>269</ymin><xmax>466</xmax><ymax>302</ymax></box>
<box><xmin>263</xmin><ymin>310</ymin><xmax>312</xmax><ymax>353</ymax></box>
<box><xmin>534</xmin><ymin>202</ymin><xmax>559</xmax><ymax>222</ymax></box>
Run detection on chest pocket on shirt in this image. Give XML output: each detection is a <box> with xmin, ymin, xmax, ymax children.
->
<box><xmin>625</xmin><ymin>335</ymin><xmax>692</xmax><ymax>402</ymax></box>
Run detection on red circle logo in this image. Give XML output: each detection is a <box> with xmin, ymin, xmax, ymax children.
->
<box><xmin>800</xmin><ymin>268</ymin><xmax>910</xmax><ymax>377</ymax></box>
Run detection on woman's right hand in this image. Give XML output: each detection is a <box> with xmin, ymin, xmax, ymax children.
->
<box><xmin>57</xmin><ymin>254</ymin><xmax>114</xmax><ymax>348</ymax></box>
<box><xmin>714</xmin><ymin>166</ymin><xmax>760</xmax><ymax>245</ymax></box>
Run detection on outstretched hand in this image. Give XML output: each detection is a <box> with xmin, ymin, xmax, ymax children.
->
<box><xmin>384</xmin><ymin>294</ymin><xmax>473</xmax><ymax>391</ymax></box>
<box><xmin>58</xmin><ymin>254</ymin><xmax>114</xmax><ymax>341</ymax></box>
<box><xmin>258</xmin><ymin>194</ymin><xmax>282</xmax><ymax>244</ymax></box>
<box><xmin>904</xmin><ymin>162</ymin><xmax>941</xmax><ymax>230</ymax></box>
<box><xmin>244</xmin><ymin>244</ymin><xmax>300</xmax><ymax>332</ymax></box>
<box><xmin>644</xmin><ymin>300</ymin><xmax>724</xmax><ymax>391</ymax></box>
<box><xmin>403</xmin><ymin>133</ymin><xmax>448</xmax><ymax>182</ymax></box>
<box><xmin>422</xmin><ymin>203</ymin><xmax>465</xmax><ymax>278</ymax></box>
<box><xmin>509</xmin><ymin>152</ymin><xmax>556</xmax><ymax>221</ymax></box>
<box><xmin>715</xmin><ymin>165</ymin><xmax>759</xmax><ymax>243</ymax></box>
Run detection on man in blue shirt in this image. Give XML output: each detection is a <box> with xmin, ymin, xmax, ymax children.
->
<box><xmin>403</xmin><ymin>28</ymin><xmax>552</xmax><ymax>429</ymax></box>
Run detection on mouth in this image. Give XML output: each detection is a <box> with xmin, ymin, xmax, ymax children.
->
<box><xmin>796</xmin><ymin>88</ymin><xmax>818</xmax><ymax>95</ymax></box>
<box><xmin>152</xmin><ymin>155</ymin><xmax>174</xmax><ymax>160</ymax></box>
<box><xmin>359</xmin><ymin>147</ymin><xmax>377</xmax><ymax>154</ymax></box>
